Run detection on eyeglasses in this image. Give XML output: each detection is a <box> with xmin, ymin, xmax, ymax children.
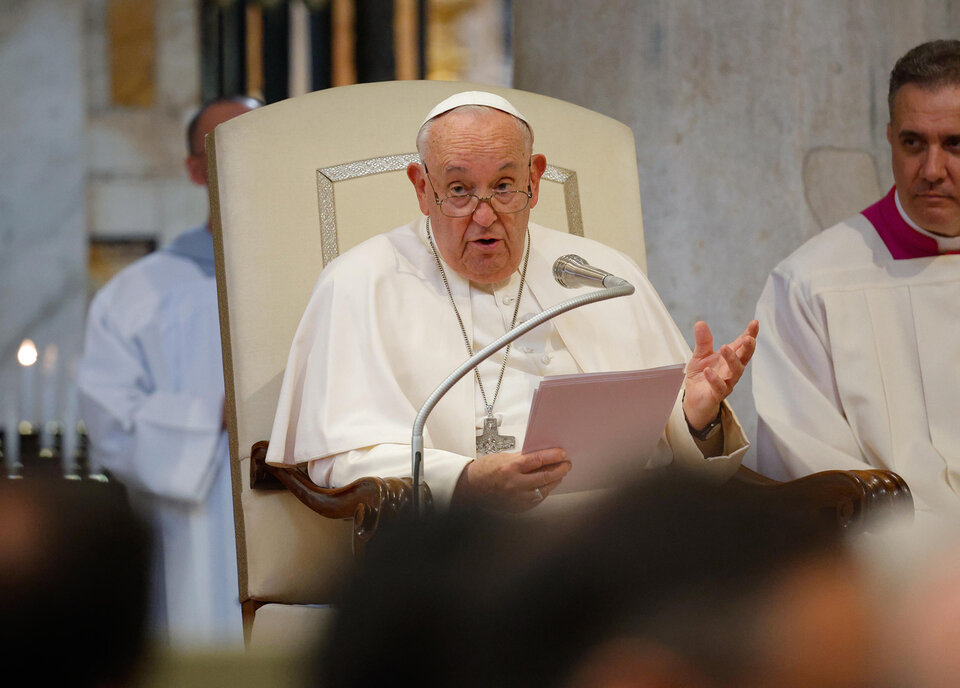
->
<box><xmin>424</xmin><ymin>160</ymin><xmax>533</xmax><ymax>218</ymax></box>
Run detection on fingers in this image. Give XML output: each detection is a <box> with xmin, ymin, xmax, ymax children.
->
<box><xmin>729</xmin><ymin>320</ymin><xmax>759</xmax><ymax>362</ymax></box>
<box><xmin>518</xmin><ymin>450</ymin><xmax>570</xmax><ymax>508</ymax></box>
<box><xmin>537</xmin><ymin>476</ymin><xmax>565</xmax><ymax>500</ymax></box>
<box><xmin>682</xmin><ymin>320</ymin><xmax>759</xmax><ymax>429</ymax></box>
<box><xmin>734</xmin><ymin>319</ymin><xmax>759</xmax><ymax>340</ymax></box>
<box><xmin>689</xmin><ymin>320</ymin><xmax>757</xmax><ymax>382</ymax></box>
<box><xmin>701</xmin><ymin>364</ymin><xmax>731</xmax><ymax>399</ymax></box>
<box><xmin>527</xmin><ymin>470</ymin><xmax>568</xmax><ymax>506</ymax></box>
<box><xmin>736</xmin><ymin>333</ymin><xmax>757</xmax><ymax>367</ymax></box>
<box><xmin>719</xmin><ymin>344</ymin><xmax>745</xmax><ymax>381</ymax></box>
<box><xmin>464</xmin><ymin>449</ymin><xmax>570</xmax><ymax>513</ymax></box>
<box><xmin>691</xmin><ymin>320</ymin><xmax>714</xmax><ymax>359</ymax></box>
<box><xmin>517</xmin><ymin>447</ymin><xmax>568</xmax><ymax>473</ymax></box>
<box><xmin>519</xmin><ymin>451</ymin><xmax>571</xmax><ymax>486</ymax></box>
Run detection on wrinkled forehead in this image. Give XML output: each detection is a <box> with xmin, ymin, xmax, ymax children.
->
<box><xmin>423</xmin><ymin>108</ymin><xmax>531</xmax><ymax>169</ymax></box>
<box><xmin>890</xmin><ymin>83</ymin><xmax>960</xmax><ymax>126</ymax></box>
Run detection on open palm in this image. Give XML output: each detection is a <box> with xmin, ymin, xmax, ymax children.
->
<box><xmin>682</xmin><ymin>320</ymin><xmax>759</xmax><ymax>430</ymax></box>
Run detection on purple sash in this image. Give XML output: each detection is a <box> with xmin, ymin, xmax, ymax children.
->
<box><xmin>862</xmin><ymin>187</ymin><xmax>960</xmax><ymax>259</ymax></box>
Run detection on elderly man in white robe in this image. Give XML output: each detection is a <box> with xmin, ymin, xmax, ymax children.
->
<box><xmin>268</xmin><ymin>92</ymin><xmax>758</xmax><ymax>513</ymax></box>
<box><xmin>78</xmin><ymin>96</ymin><xmax>260</xmax><ymax>648</ymax></box>
<box><xmin>752</xmin><ymin>40</ymin><xmax>960</xmax><ymax>525</ymax></box>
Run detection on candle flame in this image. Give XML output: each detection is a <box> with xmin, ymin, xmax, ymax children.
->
<box><xmin>18</xmin><ymin>339</ymin><xmax>38</xmax><ymax>367</ymax></box>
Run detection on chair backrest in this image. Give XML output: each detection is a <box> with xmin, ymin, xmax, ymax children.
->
<box><xmin>209</xmin><ymin>81</ymin><xmax>646</xmax><ymax>616</ymax></box>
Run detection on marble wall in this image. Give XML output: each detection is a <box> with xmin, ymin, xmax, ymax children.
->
<box><xmin>0</xmin><ymin>0</ymin><xmax>514</xmax><ymax>472</ymax></box>
<box><xmin>0</xmin><ymin>0</ymin><xmax>204</xmax><ymax>470</ymax></box>
<box><xmin>513</xmin><ymin>0</ymin><xmax>960</xmax><ymax>456</ymax></box>
<box><xmin>86</xmin><ymin>0</ymin><xmax>206</xmax><ymax>248</ymax></box>
<box><xmin>0</xmin><ymin>0</ymin><xmax>87</xmax><ymax>462</ymax></box>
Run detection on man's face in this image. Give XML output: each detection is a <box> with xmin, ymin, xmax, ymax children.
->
<box><xmin>408</xmin><ymin>108</ymin><xmax>546</xmax><ymax>284</ymax></box>
<box><xmin>887</xmin><ymin>83</ymin><xmax>960</xmax><ymax>237</ymax></box>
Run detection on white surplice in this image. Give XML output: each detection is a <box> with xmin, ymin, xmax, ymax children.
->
<box><xmin>752</xmin><ymin>204</ymin><xmax>960</xmax><ymax>522</ymax></box>
<box><xmin>78</xmin><ymin>227</ymin><xmax>243</xmax><ymax>649</ymax></box>
<box><xmin>267</xmin><ymin>218</ymin><xmax>747</xmax><ymax>506</ymax></box>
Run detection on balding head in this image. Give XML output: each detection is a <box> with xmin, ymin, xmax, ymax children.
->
<box><xmin>415</xmin><ymin>91</ymin><xmax>533</xmax><ymax>164</ymax></box>
<box><xmin>185</xmin><ymin>95</ymin><xmax>262</xmax><ymax>188</ymax></box>
<box><xmin>186</xmin><ymin>95</ymin><xmax>263</xmax><ymax>155</ymax></box>
<box><xmin>417</xmin><ymin>104</ymin><xmax>533</xmax><ymax>164</ymax></box>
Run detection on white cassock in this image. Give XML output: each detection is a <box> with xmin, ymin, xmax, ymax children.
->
<box><xmin>78</xmin><ymin>227</ymin><xmax>243</xmax><ymax>649</ymax></box>
<box><xmin>267</xmin><ymin>218</ymin><xmax>747</xmax><ymax>507</ymax></box>
<box><xmin>752</xmin><ymin>187</ymin><xmax>960</xmax><ymax>524</ymax></box>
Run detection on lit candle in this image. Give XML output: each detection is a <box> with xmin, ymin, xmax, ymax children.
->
<box><xmin>40</xmin><ymin>343</ymin><xmax>59</xmax><ymax>451</ymax></box>
<box><xmin>3</xmin><ymin>390</ymin><xmax>19</xmax><ymax>475</ymax></box>
<box><xmin>62</xmin><ymin>360</ymin><xmax>79</xmax><ymax>478</ymax></box>
<box><xmin>18</xmin><ymin>339</ymin><xmax>38</xmax><ymax>430</ymax></box>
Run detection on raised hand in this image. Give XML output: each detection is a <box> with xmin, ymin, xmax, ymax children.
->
<box><xmin>682</xmin><ymin>320</ymin><xmax>759</xmax><ymax>431</ymax></box>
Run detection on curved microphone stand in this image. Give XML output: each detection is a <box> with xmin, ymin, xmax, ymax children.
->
<box><xmin>411</xmin><ymin>277</ymin><xmax>635</xmax><ymax>515</ymax></box>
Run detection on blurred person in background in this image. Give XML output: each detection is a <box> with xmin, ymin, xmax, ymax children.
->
<box><xmin>77</xmin><ymin>95</ymin><xmax>261</xmax><ymax>649</ymax></box>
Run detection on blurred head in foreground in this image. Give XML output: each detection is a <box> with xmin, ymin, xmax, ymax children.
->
<box><xmin>0</xmin><ymin>479</ymin><xmax>151</xmax><ymax>687</ymax></box>
<box><xmin>318</xmin><ymin>474</ymin><xmax>876</xmax><ymax>688</ymax></box>
<box><xmin>858</xmin><ymin>519</ymin><xmax>960</xmax><ymax>688</ymax></box>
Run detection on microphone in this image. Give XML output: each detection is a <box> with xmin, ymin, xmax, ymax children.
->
<box><xmin>411</xmin><ymin>253</ymin><xmax>635</xmax><ymax>516</ymax></box>
<box><xmin>553</xmin><ymin>254</ymin><xmax>630</xmax><ymax>289</ymax></box>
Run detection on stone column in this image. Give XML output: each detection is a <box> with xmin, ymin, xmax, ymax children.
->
<box><xmin>0</xmin><ymin>0</ymin><xmax>87</xmax><ymax>450</ymax></box>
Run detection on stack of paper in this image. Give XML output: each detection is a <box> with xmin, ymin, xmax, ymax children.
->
<box><xmin>521</xmin><ymin>363</ymin><xmax>685</xmax><ymax>494</ymax></box>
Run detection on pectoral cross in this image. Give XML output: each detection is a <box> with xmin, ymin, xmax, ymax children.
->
<box><xmin>476</xmin><ymin>414</ymin><xmax>516</xmax><ymax>456</ymax></box>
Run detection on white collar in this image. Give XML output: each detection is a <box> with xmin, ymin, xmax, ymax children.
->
<box><xmin>894</xmin><ymin>189</ymin><xmax>960</xmax><ymax>253</ymax></box>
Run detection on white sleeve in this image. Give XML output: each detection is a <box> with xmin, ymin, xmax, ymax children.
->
<box><xmin>752</xmin><ymin>269</ymin><xmax>875</xmax><ymax>479</ymax></box>
<box><xmin>308</xmin><ymin>443</ymin><xmax>471</xmax><ymax>510</ymax></box>
<box><xmin>78</xmin><ymin>287</ymin><xmax>226</xmax><ymax>504</ymax></box>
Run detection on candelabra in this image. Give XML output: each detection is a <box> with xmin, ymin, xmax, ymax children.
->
<box><xmin>1</xmin><ymin>421</ymin><xmax>107</xmax><ymax>481</ymax></box>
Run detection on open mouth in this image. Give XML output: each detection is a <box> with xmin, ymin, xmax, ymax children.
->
<box><xmin>476</xmin><ymin>238</ymin><xmax>499</xmax><ymax>245</ymax></box>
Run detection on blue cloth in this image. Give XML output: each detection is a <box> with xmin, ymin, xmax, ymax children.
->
<box><xmin>164</xmin><ymin>226</ymin><xmax>216</xmax><ymax>278</ymax></box>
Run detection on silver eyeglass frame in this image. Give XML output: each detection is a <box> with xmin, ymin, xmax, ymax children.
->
<box><xmin>422</xmin><ymin>158</ymin><xmax>534</xmax><ymax>218</ymax></box>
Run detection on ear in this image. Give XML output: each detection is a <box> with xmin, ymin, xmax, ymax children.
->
<box><xmin>185</xmin><ymin>154</ymin><xmax>208</xmax><ymax>187</ymax></box>
<box><xmin>407</xmin><ymin>162</ymin><xmax>432</xmax><ymax>216</ymax></box>
<box><xmin>528</xmin><ymin>154</ymin><xmax>548</xmax><ymax>210</ymax></box>
<box><xmin>886</xmin><ymin>122</ymin><xmax>893</xmax><ymax>147</ymax></box>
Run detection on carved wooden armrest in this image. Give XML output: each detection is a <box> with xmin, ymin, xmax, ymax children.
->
<box><xmin>250</xmin><ymin>440</ymin><xmax>432</xmax><ymax>558</ymax></box>
<box><xmin>728</xmin><ymin>464</ymin><xmax>913</xmax><ymax>532</ymax></box>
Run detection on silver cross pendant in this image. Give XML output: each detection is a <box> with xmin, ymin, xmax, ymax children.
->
<box><xmin>476</xmin><ymin>415</ymin><xmax>516</xmax><ymax>456</ymax></box>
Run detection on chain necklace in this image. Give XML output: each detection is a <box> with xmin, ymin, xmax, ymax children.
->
<box><xmin>426</xmin><ymin>218</ymin><xmax>530</xmax><ymax>455</ymax></box>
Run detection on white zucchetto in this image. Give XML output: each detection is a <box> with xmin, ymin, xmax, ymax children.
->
<box><xmin>419</xmin><ymin>91</ymin><xmax>531</xmax><ymax>132</ymax></box>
